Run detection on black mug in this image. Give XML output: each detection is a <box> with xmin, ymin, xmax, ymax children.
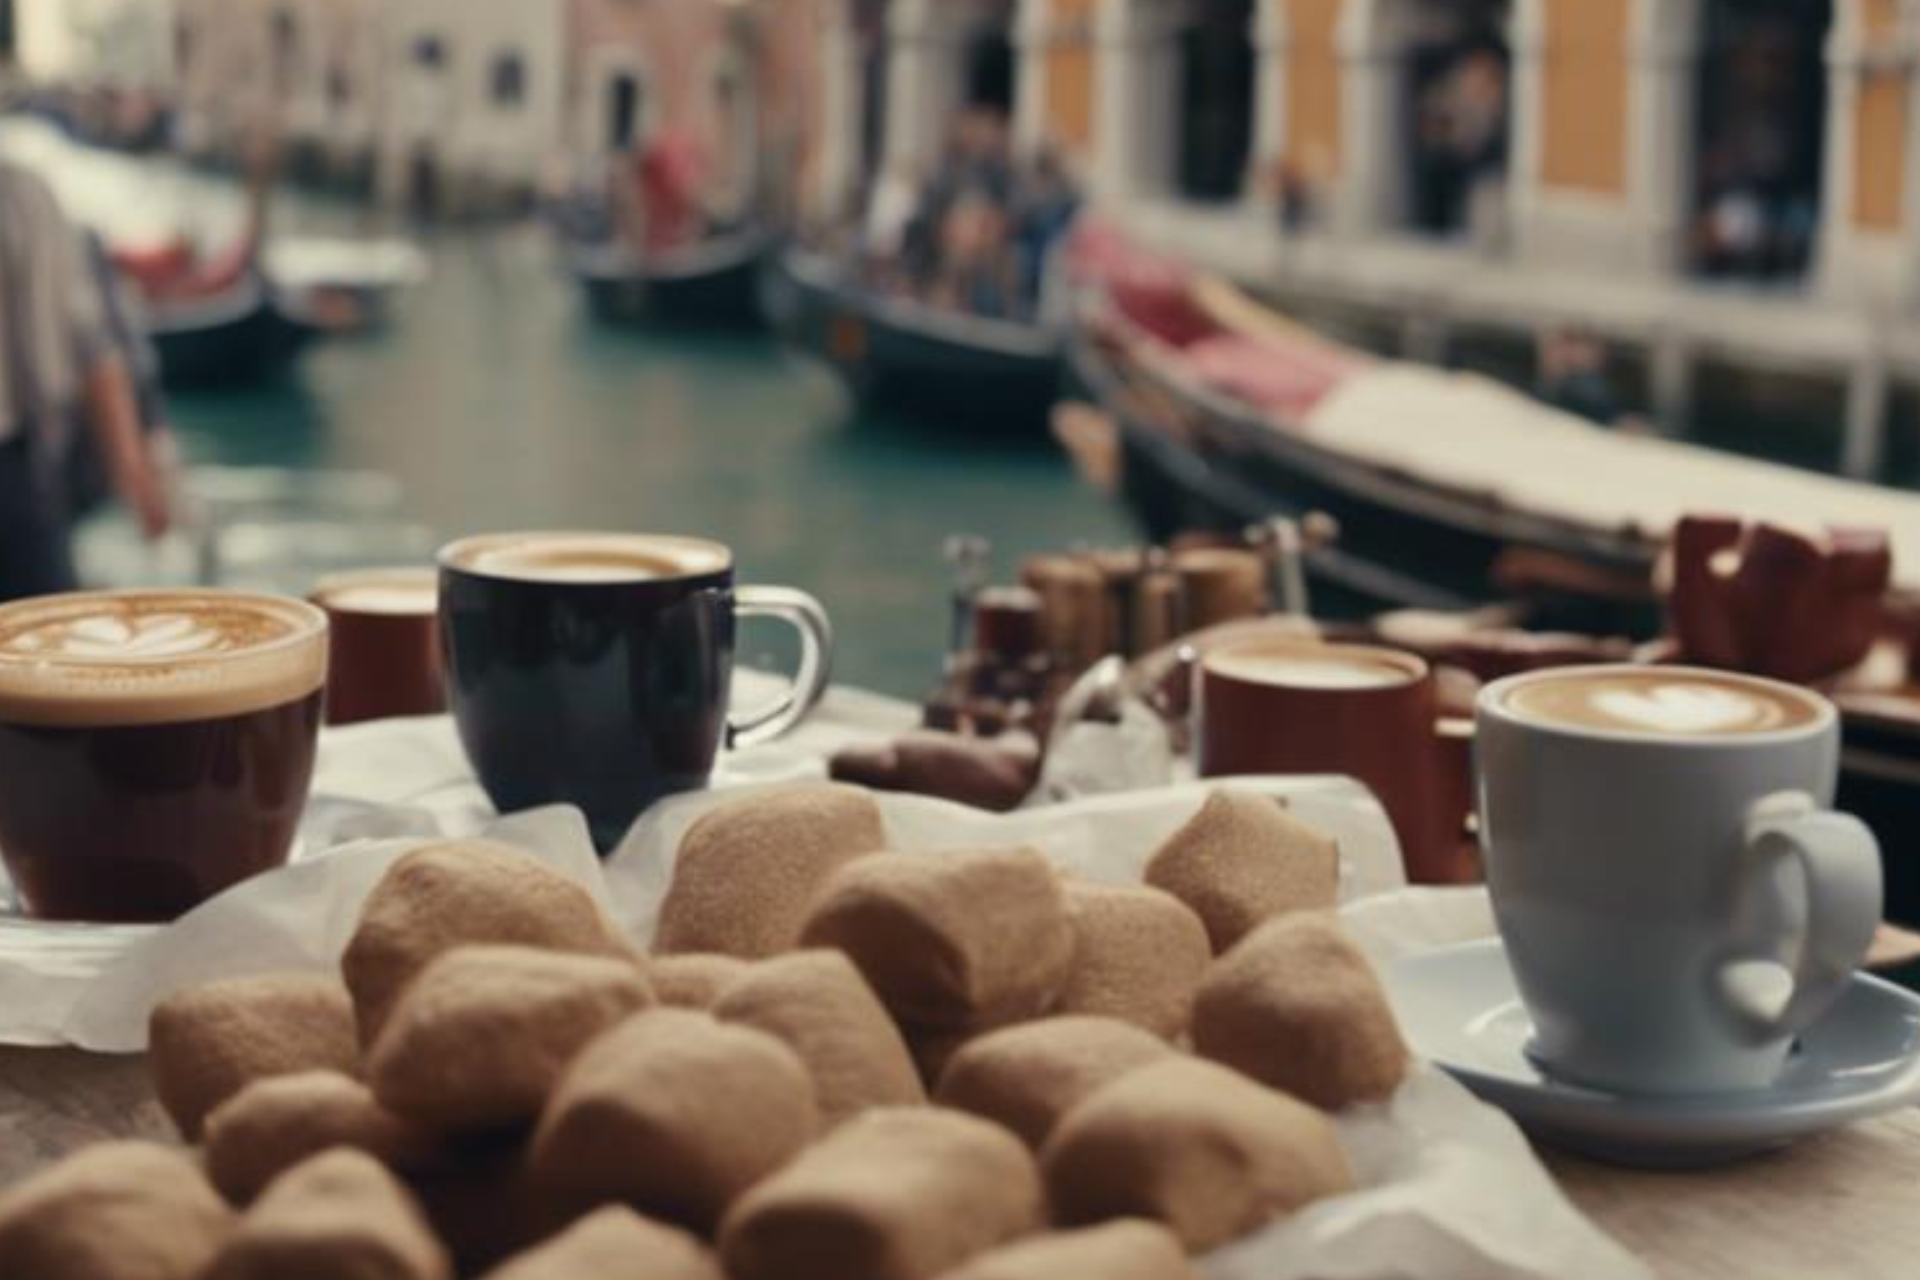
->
<box><xmin>439</xmin><ymin>532</ymin><xmax>832</xmax><ymax>848</ymax></box>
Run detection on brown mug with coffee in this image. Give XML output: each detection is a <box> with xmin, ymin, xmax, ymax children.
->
<box><xmin>312</xmin><ymin>568</ymin><xmax>444</xmax><ymax>727</ymax></box>
<box><xmin>1196</xmin><ymin>638</ymin><xmax>1466</xmax><ymax>884</ymax></box>
<box><xmin>0</xmin><ymin>590</ymin><xmax>329</xmax><ymax>922</ymax></box>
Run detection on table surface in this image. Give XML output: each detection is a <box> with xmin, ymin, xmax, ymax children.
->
<box><xmin>2</xmin><ymin>1047</ymin><xmax>1914</xmax><ymax>1280</ymax></box>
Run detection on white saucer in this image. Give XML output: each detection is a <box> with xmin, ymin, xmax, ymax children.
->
<box><xmin>1385</xmin><ymin>938</ymin><xmax>1920</xmax><ymax>1168</ymax></box>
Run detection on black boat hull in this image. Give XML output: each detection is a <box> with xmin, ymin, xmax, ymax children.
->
<box><xmin>768</xmin><ymin>250</ymin><xmax>1063</xmax><ymax>435</ymax></box>
<box><xmin>1067</xmin><ymin>329</ymin><xmax>1664</xmax><ymax>636</ymax></box>
<box><xmin>570</xmin><ymin>234</ymin><xmax>770</xmax><ymax>329</ymax></box>
<box><xmin>148</xmin><ymin>283</ymin><xmax>319</xmax><ymax>390</ymax></box>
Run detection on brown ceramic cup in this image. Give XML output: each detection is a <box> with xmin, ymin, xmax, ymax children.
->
<box><xmin>1196</xmin><ymin>638</ymin><xmax>1466</xmax><ymax>884</ymax></box>
<box><xmin>311</xmin><ymin>568</ymin><xmax>445</xmax><ymax>727</ymax></box>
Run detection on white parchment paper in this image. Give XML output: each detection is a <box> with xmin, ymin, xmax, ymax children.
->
<box><xmin>0</xmin><ymin>698</ymin><xmax>1650</xmax><ymax>1279</ymax></box>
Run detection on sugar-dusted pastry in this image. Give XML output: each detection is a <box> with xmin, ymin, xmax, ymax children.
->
<box><xmin>934</xmin><ymin>1016</ymin><xmax>1175</xmax><ymax>1149</ymax></box>
<box><xmin>713</xmin><ymin>949</ymin><xmax>925</xmax><ymax>1125</ymax></box>
<box><xmin>654</xmin><ymin>783</ymin><xmax>888</xmax><ymax>958</ymax></box>
<box><xmin>529</xmin><ymin>1008</ymin><xmax>818</xmax><ymax>1231</ymax></box>
<box><xmin>799</xmin><ymin>848</ymin><xmax>1076</xmax><ymax>1030</ymax></box>
<box><xmin>650</xmin><ymin>953</ymin><xmax>753</xmax><ymax>1009</ymax></box>
<box><xmin>368</xmin><ymin>945</ymin><xmax>653</xmax><ymax>1131</ymax></box>
<box><xmin>0</xmin><ymin>1142</ymin><xmax>234</xmax><ymax>1280</ymax></box>
<box><xmin>476</xmin><ymin>1206</ymin><xmax>724</xmax><ymax>1280</ymax></box>
<box><xmin>342</xmin><ymin>840</ymin><xmax>633</xmax><ymax>1045</ymax></box>
<box><xmin>720</xmin><ymin>1107</ymin><xmax>1044</xmax><ymax>1280</ymax></box>
<box><xmin>1041</xmin><ymin>1057</ymin><xmax>1354</xmax><ymax>1251</ymax></box>
<box><xmin>148</xmin><ymin>972</ymin><xmax>360</xmax><ymax>1140</ymax></box>
<box><xmin>204</xmin><ymin>1071</ymin><xmax>445</xmax><ymax>1204</ymax></box>
<box><xmin>932</xmin><ymin>1220</ymin><xmax>1196</xmax><ymax>1280</ymax></box>
<box><xmin>1191</xmin><ymin>912</ymin><xmax>1409</xmax><ymax>1110</ymax></box>
<box><xmin>1053</xmin><ymin>880</ymin><xmax>1212</xmax><ymax>1038</ymax></box>
<box><xmin>1143</xmin><ymin>791</ymin><xmax>1338</xmax><ymax>953</ymax></box>
<box><xmin>206</xmin><ymin>1148</ymin><xmax>451</xmax><ymax>1280</ymax></box>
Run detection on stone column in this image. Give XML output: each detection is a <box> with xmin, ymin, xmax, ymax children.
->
<box><xmin>1333</xmin><ymin>0</ymin><xmax>1400</xmax><ymax>238</ymax></box>
<box><xmin>812</xmin><ymin>0</ymin><xmax>862</xmax><ymax>220</ymax></box>
<box><xmin>1013</xmin><ymin>0</ymin><xmax>1052</xmax><ymax>159</ymax></box>
<box><xmin>1505</xmin><ymin>0</ymin><xmax>1548</xmax><ymax>257</ymax></box>
<box><xmin>1816</xmin><ymin>2</ymin><xmax>1867</xmax><ymax>299</ymax></box>
<box><xmin>1092</xmin><ymin>0</ymin><xmax>1184</xmax><ymax>202</ymax></box>
<box><xmin>883</xmin><ymin>0</ymin><xmax>961</xmax><ymax>170</ymax></box>
<box><xmin>1249</xmin><ymin>0</ymin><xmax>1289</xmax><ymax>208</ymax></box>
<box><xmin>1625</xmin><ymin>0</ymin><xmax>1701</xmax><ymax>277</ymax></box>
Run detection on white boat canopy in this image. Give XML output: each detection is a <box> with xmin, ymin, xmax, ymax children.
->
<box><xmin>1302</xmin><ymin>365</ymin><xmax>1920</xmax><ymax>592</ymax></box>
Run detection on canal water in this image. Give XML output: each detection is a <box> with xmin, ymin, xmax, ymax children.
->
<box><xmin>162</xmin><ymin>223</ymin><xmax>1131</xmax><ymax>699</ymax></box>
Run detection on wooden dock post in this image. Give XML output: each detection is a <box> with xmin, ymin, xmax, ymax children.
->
<box><xmin>1840</xmin><ymin>352</ymin><xmax>1891</xmax><ymax>481</ymax></box>
<box><xmin>1649</xmin><ymin>332</ymin><xmax>1694</xmax><ymax>439</ymax></box>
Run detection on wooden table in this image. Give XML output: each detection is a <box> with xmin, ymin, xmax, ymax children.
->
<box><xmin>2</xmin><ymin>1047</ymin><xmax>1914</xmax><ymax>1279</ymax></box>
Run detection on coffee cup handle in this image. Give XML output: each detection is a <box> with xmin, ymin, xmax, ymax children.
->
<box><xmin>728</xmin><ymin>586</ymin><xmax>834</xmax><ymax>750</ymax></box>
<box><xmin>1721</xmin><ymin>792</ymin><xmax>1882</xmax><ymax>1041</ymax></box>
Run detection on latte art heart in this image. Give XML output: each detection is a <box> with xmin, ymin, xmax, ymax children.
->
<box><xmin>1500</xmin><ymin>669</ymin><xmax>1818</xmax><ymax>738</ymax></box>
<box><xmin>52</xmin><ymin>614</ymin><xmax>226</xmax><ymax>659</ymax></box>
<box><xmin>0</xmin><ymin>592</ymin><xmax>327</xmax><ymax>728</ymax></box>
<box><xmin>1589</xmin><ymin>684</ymin><xmax>1782</xmax><ymax>734</ymax></box>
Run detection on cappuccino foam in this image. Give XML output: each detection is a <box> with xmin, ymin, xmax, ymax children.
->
<box><xmin>0</xmin><ymin>591</ymin><xmax>328</xmax><ymax>728</ymax></box>
<box><xmin>442</xmin><ymin>533</ymin><xmax>732</xmax><ymax>585</ymax></box>
<box><xmin>314</xmin><ymin>569</ymin><xmax>438</xmax><ymax>616</ymax></box>
<box><xmin>1501</xmin><ymin>669</ymin><xmax>1819</xmax><ymax>738</ymax></box>
<box><xmin>1205</xmin><ymin>646</ymin><xmax>1416</xmax><ymax>691</ymax></box>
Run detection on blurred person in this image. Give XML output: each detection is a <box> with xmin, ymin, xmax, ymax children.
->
<box><xmin>864</xmin><ymin>163</ymin><xmax>920</xmax><ymax>270</ymax></box>
<box><xmin>0</xmin><ymin>159</ymin><xmax>171</xmax><ymax>601</ymax></box>
<box><xmin>929</xmin><ymin>193</ymin><xmax>1017</xmax><ymax>320</ymax></box>
<box><xmin>1012</xmin><ymin>146</ymin><xmax>1081</xmax><ymax>321</ymax></box>
<box><xmin>1536</xmin><ymin>326</ymin><xmax>1623</xmax><ymax>430</ymax></box>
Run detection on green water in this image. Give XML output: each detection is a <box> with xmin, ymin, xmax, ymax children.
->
<box><xmin>166</xmin><ymin>225</ymin><xmax>1131</xmax><ymax>699</ymax></box>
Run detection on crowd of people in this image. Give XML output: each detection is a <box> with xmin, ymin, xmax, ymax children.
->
<box><xmin>858</xmin><ymin>108</ymin><xmax>1080</xmax><ymax>324</ymax></box>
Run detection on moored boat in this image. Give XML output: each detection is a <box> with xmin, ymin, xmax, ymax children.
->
<box><xmin>1069</xmin><ymin>274</ymin><xmax>1920</xmax><ymax>639</ymax></box>
<box><xmin>144</xmin><ymin>274</ymin><xmax>321</xmax><ymax>389</ymax></box>
<box><xmin>264</xmin><ymin>237</ymin><xmax>430</xmax><ymax>333</ymax></box>
<box><xmin>767</xmin><ymin>247</ymin><xmax>1063</xmax><ymax>436</ymax></box>
<box><xmin>566</xmin><ymin>228</ymin><xmax>773</xmax><ymax>329</ymax></box>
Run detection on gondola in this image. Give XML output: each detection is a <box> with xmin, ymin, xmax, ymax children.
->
<box><xmin>1066</xmin><ymin>279</ymin><xmax>1920</xmax><ymax>640</ymax></box>
<box><xmin>766</xmin><ymin>247</ymin><xmax>1063</xmax><ymax>435</ymax></box>
<box><xmin>144</xmin><ymin>274</ymin><xmax>321</xmax><ymax>390</ymax></box>
<box><xmin>567</xmin><ymin>229</ymin><xmax>773</xmax><ymax>329</ymax></box>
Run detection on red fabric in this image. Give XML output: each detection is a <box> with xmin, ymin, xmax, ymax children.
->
<box><xmin>113</xmin><ymin>234</ymin><xmax>256</xmax><ymax>301</ymax></box>
<box><xmin>110</xmin><ymin>240</ymin><xmax>194</xmax><ymax>294</ymax></box>
<box><xmin>1183</xmin><ymin>335</ymin><xmax>1351</xmax><ymax>420</ymax></box>
<box><xmin>640</xmin><ymin>132</ymin><xmax>707</xmax><ymax>254</ymax></box>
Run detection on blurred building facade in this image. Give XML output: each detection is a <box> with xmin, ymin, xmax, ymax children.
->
<box><xmin>797</xmin><ymin>0</ymin><xmax>1916</xmax><ymax>474</ymax></box>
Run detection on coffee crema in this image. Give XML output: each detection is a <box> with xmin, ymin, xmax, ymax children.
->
<box><xmin>313</xmin><ymin>569</ymin><xmax>438</xmax><ymax>617</ymax></box>
<box><xmin>1204</xmin><ymin>645</ymin><xmax>1417</xmax><ymax>691</ymax></box>
<box><xmin>442</xmin><ymin>533</ymin><xmax>732</xmax><ymax>585</ymax></box>
<box><xmin>1500</xmin><ymin>669</ymin><xmax>1820</xmax><ymax>737</ymax></box>
<box><xmin>0</xmin><ymin>591</ymin><xmax>328</xmax><ymax>728</ymax></box>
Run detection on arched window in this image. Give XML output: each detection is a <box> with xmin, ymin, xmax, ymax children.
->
<box><xmin>1402</xmin><ymin>1</ymin><xmax>1510</xmax><ymax>237</ymax></box>
<box><xmin>607</xmin><ymin>69</ymin><xmax>645</xmax><ymax>152</ymax></box>
<box><xmin>857</xmin><ymin>0</ymin><xmax>891</xmax><ymax>187</ymax></box>
<box><xmin>1175</xmin><ymin>0</ymin><xmax>1256</xmax><ymax>203</ymax></box>
<box><xmin>1689</xmin><ymin>0</ymin><xmax>1831</xmax><ymax>280</ymax></box>
<box><xmin>491</xmin><ymin>52</ymin><xmax>526</xmax><ymax>110</ymax></box>
<box><xmin>964</xmin><ymin>15</ymin><xmax>1017</xmax><ymax>114</ymax></box>
<box><xmin>1342</xmin><ymin>0</ymin><xmax>1513</xmax><ymax>240</ymax></box>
